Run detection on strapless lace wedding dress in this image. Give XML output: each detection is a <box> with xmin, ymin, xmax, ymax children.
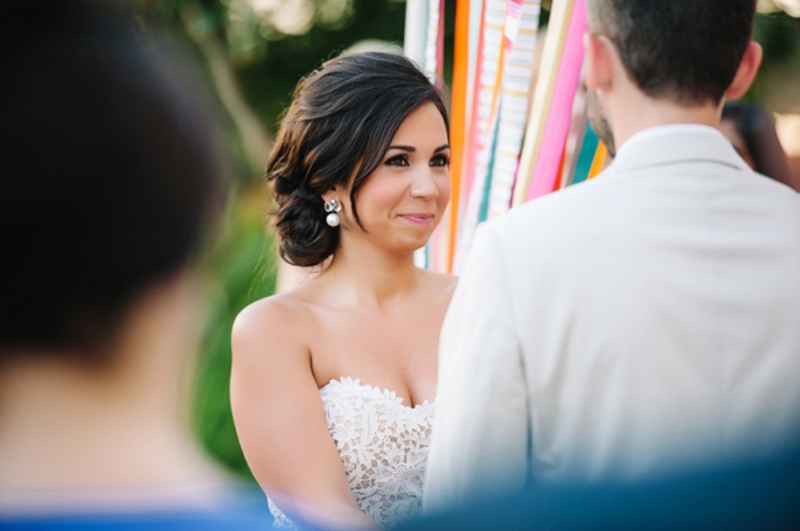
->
<box><xmin>268</xmin><ymin>377</ymin><xmax>436</xmax><ymax>529</ymax></box>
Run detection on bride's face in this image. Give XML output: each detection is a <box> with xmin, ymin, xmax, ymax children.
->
<box><xmin>339</xmin><ymin>102</ymin><xmax>451</xmax><ymax>254</ymax></box>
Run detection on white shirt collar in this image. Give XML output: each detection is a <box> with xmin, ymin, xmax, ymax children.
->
<box><xmin>604</xmin><ymin>123</ymin><xmax>750</xmax><ymax>176</ymax></box>
<box><xmin>615</xmin><ymin>124</ymin><xmax>725</xmax><ymax>161</ymax></box>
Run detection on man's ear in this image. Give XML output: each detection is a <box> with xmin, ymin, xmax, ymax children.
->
<box><xmin>724</xmin><ymin>42</ymin><xmax>763</xmax><ymax>100</ymax></box>
<box><xmin>584</xmin><ymin>33</ymin><xmax>614</xmax><ymax>92</ymax></box>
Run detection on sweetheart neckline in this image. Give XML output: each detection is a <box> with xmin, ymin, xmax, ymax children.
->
<box><xmin>320</xmin><ymin>376</ymin><xmax>436</xmax><ymax>410</ymax></box>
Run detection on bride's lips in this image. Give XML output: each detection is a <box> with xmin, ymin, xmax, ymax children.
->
<box><xmin>398</xmin><ymin>213</ymin><xmax>435</xmax><ymax>226</ymax></box>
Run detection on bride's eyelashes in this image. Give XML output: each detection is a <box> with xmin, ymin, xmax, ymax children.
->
<box><xmin>385</xmin><ymin>154</ymin><xmax>410</xmax><ymax>167</ymax></box>
<box><xmin>383</xmin><ymin>154</ymin><xmax>451</xmax><ymax>167</ymax></box>
<box><xmin>430</xmin><ymin>154</ymin><xmax>450</xmax><ymax>167</ymax></box>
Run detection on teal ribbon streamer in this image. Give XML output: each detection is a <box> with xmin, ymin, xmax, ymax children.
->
<box><xmin>478</xmin><ymin>114</ymin><xmax>502</xmax><ymax>223</ymax></box>
<box><xmin>572</xmin><ymin>122</ymin><xmax>599</xmax><ymax>185</ymax></box>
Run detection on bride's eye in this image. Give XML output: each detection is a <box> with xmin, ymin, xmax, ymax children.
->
<box><xmin>385</xmin><ymin>154</ymin><xmax>410</xmax><ymax>167</ymax></box>
<box><xmin>430</xmin><ymin>154</ymin><xmax>450</xmax><ymax>167</ymax></box>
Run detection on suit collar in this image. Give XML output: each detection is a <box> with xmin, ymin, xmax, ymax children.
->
<box><xmin>606</xmin><ymin>124</ymin><xmax>751</xmax><ymax>176</ymax></box>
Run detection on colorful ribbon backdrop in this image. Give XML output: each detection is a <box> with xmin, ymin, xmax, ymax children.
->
<box><xmin>405</xmin><ymin>0</ymin><xmax>608</xmax><ymax>273</ymax></box>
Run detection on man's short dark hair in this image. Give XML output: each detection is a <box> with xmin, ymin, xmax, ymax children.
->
<box><xmin>0</xmin><ymin>0</ymin><xmax>226</xmax><ymax>358</ymax></box>
<box><xmin>587</xmin><ymin>0</ymin><xmax>757</xmax><ymax>105</ymax></box>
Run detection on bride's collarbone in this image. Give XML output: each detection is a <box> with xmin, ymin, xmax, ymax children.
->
<box><xmin>287</xmin><ymin>285</ymin><xmax>447</xmax><ymax>408</ymax></box>
<box><xmin>310</xmin><ymin>345</ymin><xmax>437</xmax><ymax>409</ymax></box>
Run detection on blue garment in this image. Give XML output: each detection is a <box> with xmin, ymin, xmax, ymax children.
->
<box><xmin>403</xmin><ymin>447</ymin><xmax>800</xmax><ymax>531</ymax></box>
<box><xmin>1</xmin><ymin>489</ymin><xmax>273</xmax><ymax>530</ymax></box>
<box><xmin>1</xmin><ymin>512</ymin><xmax>271</xmax><ymax>530</ymax></box>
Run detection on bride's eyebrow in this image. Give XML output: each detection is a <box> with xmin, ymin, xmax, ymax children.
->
<box><xmin>385</xmin><ymin>144</ymin><xmax>451</xmax><ymax>153</ymax></box>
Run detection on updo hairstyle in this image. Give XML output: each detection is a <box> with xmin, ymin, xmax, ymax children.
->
<box><xmin>267</xmin><ymin>52</ymin><xmax>449</xmax><ymax>267</ymax></box>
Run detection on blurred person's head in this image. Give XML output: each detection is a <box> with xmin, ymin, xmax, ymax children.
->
<box><xmin>267</xmin><ymin>52</ymin><xmax>450</xmax><ymax>268</ymax></box>
<box><xmin>0</xmin><ymin>0</ymin><xmax>229</xmax><ymax>507</ymax></box>
<box><xmin>0</xmin><ymin>0</ymin><xmax>225</xmax><ymax>364</ymax></box>
<box><xmin>584</xmin><ymin>0</ymin><xmax>763</xmax><ymax>156</ymax></box>
<box><xmin>720</xmin><ymin>102</ymin><xmax>796</xmax><ymax>189</ymax></box>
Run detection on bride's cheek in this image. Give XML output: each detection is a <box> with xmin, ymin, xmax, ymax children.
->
<box><xmin>365</xmin><ymin>174</ymin><xmax>403</xmax><ymax>209</ymax></box>
<box><xmin>437</xmin><ymin>178</ymin><xmax>451</xmax><ymax>210</ymax></box>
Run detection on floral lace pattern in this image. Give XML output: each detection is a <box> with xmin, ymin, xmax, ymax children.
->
<box><xmin>269</xmin><ymin>377</ymin><xmax>435</xmax><ymax>529</ymax></box>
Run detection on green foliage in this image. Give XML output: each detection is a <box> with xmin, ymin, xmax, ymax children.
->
<box><xmin>748</xmin><ymin>11</ymin><xmax>800</xmax><ymax>112</ymax></box>
<box><xmin>193</xmin><ymin>187</ymin><xmax>277</xmax><ymax>479</ymax></box>
<box><xmin>233</xmin><ymin>0</ymin><xmax>408</xmax><ymax>137</ymax></box>
<box><xmin>755</xmin><ymin>10</ymin><xmax>800</xmax><ymax>64</ymax></box>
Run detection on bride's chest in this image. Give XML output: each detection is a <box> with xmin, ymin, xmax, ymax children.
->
<box><xmin>320</xmin><ymin>377</ymin><xmax>435</xmax><ymax>526</ymax></box>
<box><xmin>309</xmin><ymin>310</ymin><xmax>440</xmax><ymax>405</ymax></box>
<box><xmin>320</xmin><ymin>377</ymin><xmax>435</xmax><ymax>451</ymax></box>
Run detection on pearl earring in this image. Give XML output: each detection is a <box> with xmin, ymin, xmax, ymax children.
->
<box><xmin>324</xmin><ymin>199</ymin><xmax>342</xmax><ymax>227</ymax></box>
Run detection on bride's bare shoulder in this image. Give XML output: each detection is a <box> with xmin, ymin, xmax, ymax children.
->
<box><xmin>231</xmin><ymin>289</ymin><xmax>315</xmax><ymax>365</ymax></box>
<box><xmin>235</xmin><ymin>290</ymin><xmax>303</xmax><ymax>329</ymax></box>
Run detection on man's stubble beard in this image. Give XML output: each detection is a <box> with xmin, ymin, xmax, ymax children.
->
<box><xmin>586</xmin><ymin>89</ymin><xmax>616</xmax><ymax>158</ymax></box>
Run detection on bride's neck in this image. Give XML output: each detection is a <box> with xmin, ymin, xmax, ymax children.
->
<box><xmin>322</xmin><ymin>234</ymin><xmax>420</xmax><ymax>305</ymax></box>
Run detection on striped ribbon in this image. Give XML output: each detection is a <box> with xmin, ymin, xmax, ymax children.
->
<box><xmin>525</xmin><ymin>0</ymin><xmax>587</xmax><ymax>201</ymax></box>
<box><xmin>486</xmin><ymin>0</ymin><xmax>542</xmax><ymax>219</ymax></box>
<box><xmin>512</xmin><ymin>0</ymin><xmax>575</xmax><ymax>206</ymax></box>
<box><xmin>464</xmin><ymin>0</ymin><xmax>507</xmax><ymax>209</ymax></box>
<box><xmin>453</xmin><ymin>0</ymin><xmax>508</xmax><ymax>273</ymax></box>
<box><xmin>454</xmin><ymin>0</ymin><xmax>526</xmax><ymax>273</ymax></box>
<box><xmin>455</xmin><ymin>0</ymin><xmax>485</xmax><ymax>235</ymax></box>
<box><xmin>445</xmin><ymin>0</ymin><xmax>473</xmax><ymax>273</ymax></box>
<box><xmin>424</xmin><ymin>0</ymin><xmax>445</xmax><ymax>84</ymax></box>
<box><xmin>418</xmin><ymin>0</ymin><xmax>597</xmax><ymax>272</ymax></box>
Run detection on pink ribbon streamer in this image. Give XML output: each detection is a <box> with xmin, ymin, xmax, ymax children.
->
<box><xmin>525</xmin><ymin>0</ymin><xmax>588</xmax><ymax>201</ymax></box>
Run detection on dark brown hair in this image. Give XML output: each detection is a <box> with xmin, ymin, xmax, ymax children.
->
<box><xmin>0</xmin><ymin>0</ymin><xmax>226</xmax><ymax>357</ymax></box>
<box><xmin>587</xmin><ymin>0</ymin><xmax>757</xmax><ymax>105</ymax></box>
<box><xmin>267</xmin><ymin>52</ymin><xmax>449</xmax><ymax>267</ymax></box>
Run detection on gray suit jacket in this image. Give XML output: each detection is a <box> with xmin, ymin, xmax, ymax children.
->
<box><xmin>424</xmin><ymin>125</ymin><xmax>800</xmax><ymax>511</ymax></box>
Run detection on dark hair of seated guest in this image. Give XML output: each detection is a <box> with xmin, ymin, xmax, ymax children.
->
<box><xmin>0</xmin><ymin>0</ymin><xmax>226</xmax><ymax>361</ymax></box>
<box><xmin>721</xmin><ymin>101</ymin><xmax>797</xmax><ymax>191</ymax></box>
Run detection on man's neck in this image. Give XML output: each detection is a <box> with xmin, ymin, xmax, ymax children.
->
<box><xmin>609</xmin><ymin>90</ymin><xmax>723</xmax><ymax>153</ymax></box>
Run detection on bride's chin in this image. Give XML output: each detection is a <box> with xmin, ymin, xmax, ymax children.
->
<box><xmin>407</xmin><ymin>226</ymin><xmax>436</xmax><ymax>244</ymax></box>
<box><xmin>381</xmin><ymin>237</ymin><xmax>432</xmax><ymax>257</ymax></box>
<box><xmin>370</xmin><ymin>225</ymin><xmax>438</xmax><ymax>256</ymax></box>
<box><xmin>407</xmin><ymin>236</ymin><xmax>436</xmax><ymax>254</ymax></box>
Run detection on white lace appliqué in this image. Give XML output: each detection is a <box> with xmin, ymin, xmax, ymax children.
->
<box><xmin>269</xmin><ymin>377</ymin><xmax>435</xmax><ymax>529</ymax></box>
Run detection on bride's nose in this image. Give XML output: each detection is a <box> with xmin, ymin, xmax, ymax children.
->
<box><xmin>409</xmin><ymin>165</ymin><xmax>440</xmax><ymax>200</ymax></box>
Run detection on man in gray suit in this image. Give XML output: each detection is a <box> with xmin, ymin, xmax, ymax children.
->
<box><xmin>425</xmin><ymin>0</ymin><xmax>800</xmax><ymax>511</ymax></box>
